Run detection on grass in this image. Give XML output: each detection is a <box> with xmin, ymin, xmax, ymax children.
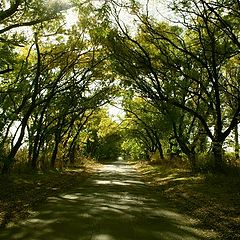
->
<box><xmin>0</xmin><ymin>160</ymin><xmax>101</xmax><ymax>229</ymax></box>
<box><xmin>134</xmin><ymin>161</ymin><xmax>240</xmax><ymax>240</ymax></box>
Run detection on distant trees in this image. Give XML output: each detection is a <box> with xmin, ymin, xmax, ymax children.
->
<box><xmin>80</xmin><ymin>108</ymin><xmax>122</xmax><ymax>161</ymax></box>
<box><xmin>121</xmin><ymin>93</ymin><xmax>206</xmax><ymax>171</ymax></box>
<box><xmin>122</xmin><ymin>95</ymin><xmax>169</xmax><ymax>161</ymax></box>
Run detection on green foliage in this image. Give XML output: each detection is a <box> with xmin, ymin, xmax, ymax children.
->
<box><xmin>121</xmin><ymin>138</ymin><xmax>146</xmax><ymax>160</ymax></box>
<box><xmin>103</xmin><ymin>0</ymin><xmax>240</xmax><ymax>172</ymax></box>
<box><xmin>80</xmin><ymin>109</ymin><xmax>123</xmax><ymax>161</ymax></box>
<box><xmin>0</xmin><ymin>0</ymin><xmax>118</xmax><ymax>173</ymax></box>
<box><xmin>0</xmin><ymin>0</ymin><xmax>240</xmax><ymax>174</ymax></box>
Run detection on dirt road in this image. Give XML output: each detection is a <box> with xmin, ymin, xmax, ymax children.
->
<box><xmin>0</xmin><ymin>161</ymin><xmax>216</xmax><ymax>240</ymax></box>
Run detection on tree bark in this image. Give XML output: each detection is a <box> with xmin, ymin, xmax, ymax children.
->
<box><xmin>50</xmin><ymin>140</ymin><xmax>60</xmax><ymax>169</ymax></box>
<box><xmin>69</xmin><ymin>143</ymin><xmax>76</xmax><ymax>164</ymax></box>
<box><xmin>2</xmin><ymin>105</ymin><xmax>35</xmax><ymax>174</ymax></box>
<box><xmin>172</xmin><ymin>122</ymin><xmax>196</xmax><ymax>171</ymax></box>
<box><xmin>212</xmin><ymin>141</ymin><xmax>224</xmax><ymax>172</ymax></box>
<box><xmin>234</xmin><ymin>124</ymin><xmax>239</xmax><ymax>160</ymax></box>
<box><xmin>156</xmin><ymin>137</ymin><xmax>164</xmax><ymax>159</ymax></box>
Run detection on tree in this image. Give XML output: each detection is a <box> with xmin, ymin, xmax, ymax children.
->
<box><xmin>104</xmin><ymin>0</ymin><xmax>240</xmax><ymax>171</ymax></box>
<box><xmin>0</xmin><ymin>0</ymin><xmax>116</xmax><ymax>173</ymax></box>
<box><xmin>0</xmin><ymin>0</ymin><xmax>69</xmax><ymax>74</ymax></box>
<box><xmin>123</xmin><ymin>95</ymin><xmax>168</xmax><ymax>160</ymax></box>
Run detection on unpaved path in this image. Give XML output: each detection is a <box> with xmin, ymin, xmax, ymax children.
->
<box><xmin>0</xmin><ymin>161</ymin><xmax>216</xmax><ymax>240</ymax></box>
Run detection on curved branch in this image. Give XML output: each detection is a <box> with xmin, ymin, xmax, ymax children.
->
<box><xmin>0</xmin><ymin>0</ymin><xmax>22</xmax><ymax>21</ymax></box>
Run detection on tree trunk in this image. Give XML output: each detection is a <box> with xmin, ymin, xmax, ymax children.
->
<box><xmin>31</xmin><ymin>112</ymin><xmax>46</xmax><ymax>170</ymax></box>
<box><xmin>1</xmin><ymin>156</ymin><xmax>13</xmax><ymax>174</ymax></box>
<box><xmin>212</xmin><ymin>141</ymin><xmax>224</xmax><ymax>172</ymax></box>
<box><xmin>31</xmin><ymin>148</ymin><xmax>39</xmax><ymax>170</ymax></box>
<box><xmin>50</xmin><ymin>140</ymin><xmax>60</xmax><ymax>169</ymax></box>
<box><xmin>234</xmin><ymin>124</ymin><xmax>239</xmax><ymax>160</ymax></box>
<box><xmin>172</xmin><ymin>123</ymin><xmax>196</xmax><ymax>172</ymax></box>
<box><xmin>31</xmin><ymin>135</ymin><xmax>45</xmax><ymax>170</ymax></box>
<box><xmin>50</xmin><ymin>120</ymin><xmax>63</xmax><ymax>168</ymax></box>
<box><xmin>2</xmin><ymin>105</ymin><xmax>35</xmax><ymax>174</ymax></box>
<box><xmin>67</xmin><ymin>124</ymin><xmax>84</xmax><ymax>165</ymax></box>
<box><xmin>69</xmin><ymin>143</ymin><xmax>76</xmax><ymax>164</ymax></box>
<box><xmin>156</xmin><ymin>138</ymin><xmax>164</xmax><ymax>159</ymax></box>
<box><xmin>188</xmin><ymin>152</ymin><xmax>196</xmax><ymax>172</ymax></box>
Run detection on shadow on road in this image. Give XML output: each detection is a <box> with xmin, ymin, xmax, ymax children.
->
<box><xmin>0</xmin><ymin>161</ymin><xmax>216</xmax><ymax>240</ymax></box>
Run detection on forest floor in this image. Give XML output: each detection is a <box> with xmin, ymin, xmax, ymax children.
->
<box><xmin>134</xmin><ymin>161</ymin><xmax>240</xmax><ymax>240</ymax></box>
<box><xmin>0</xmin><ymin>160</ymin><xmax>99</xmax><ymax>229</ymax></box>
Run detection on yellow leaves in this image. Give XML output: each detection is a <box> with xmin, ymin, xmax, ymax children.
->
<box><xmin>15</xmin><ymin>45</ymin><xmax>34</xmax><ymax>62</ymax></box>
<box><xmin>82</xmin><ymin>108</ymin><xmax>119</xmax><ymax>140</ymax></box>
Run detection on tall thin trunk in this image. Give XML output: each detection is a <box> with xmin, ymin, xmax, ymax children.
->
<box><xmin>69</xmin><ymin>143</ymin><xmax>76</xmax><ymax>164</ymax></box>
<box><xmin>156</xmin><ymin>138</ymin><xmax>164</xmax><ymax>159</ymax></box>
<box><xmin>31</xmin><ymin>135</ymin><xmax>45</xmax><ymax>170</ymax></box>
<box><xmin>50</xmin><ymin>118</ymin><xmax>64</xmax><ymax>168</ymax></box>
<box><xmin>2</xmin><ymin>105</ymin><xmax>35</xmax><ymax>174</ymax></box>
<box><xmin>31</xmin><ymin>122</ymin><xmax>46</xmax><ymax>170</ymax></box>
<box><xmin>234</xmin><ymin>124</ymin><xmax>239</xmax><ymax>160</ymax></box>
<box><xmin>50</xmin><ymin>140</ymin><xmax>60</xmax><ymax>169</ymax></box>
<box><xmin>172</xmin><ymin>123</ymin><xmax>196</xmax><ymax>171</ymax></box>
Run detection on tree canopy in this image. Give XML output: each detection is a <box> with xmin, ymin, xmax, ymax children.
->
<box><xmin>0</xmin><ymin>0</ymin><xmax>239</xmax><ymax>173</ymax></box>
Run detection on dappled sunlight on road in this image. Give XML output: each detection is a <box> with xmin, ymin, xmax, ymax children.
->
<box><xmin>61</xmin><ymin>194</ymin><xmax>80</xmax><ymax>200</ymax></box>
<box><xmin>0</xmin><ymin>160</ymin><xmax>217</xmax><ymax>240</ymax></box>
<box><xmin>94</xmin><ymin>180</ymin><xmax>129</xmax><ymax>186</ymax></box>
<box><xmin>92</xmin><ymin>234</ymin><xmax>115</xmax><ymax>240</ymax></box>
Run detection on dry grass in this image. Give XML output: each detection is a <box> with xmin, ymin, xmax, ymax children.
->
<box><xmin>0</xmin><ymin>160</ymin><xmax>101</xmax><ymax>229</ymax></box>
<box><xmin>135</xmin><ymin>161</ymin><xmax>240</xmax><ymax>240</ymax></box>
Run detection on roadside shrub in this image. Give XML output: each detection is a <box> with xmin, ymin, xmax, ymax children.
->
<box><xmin>196</xmin><ymin>152</ymin><xmax>216</xmax><ymax>173</ymax></box>
<box><xmin>225</xmin><ymin>152</ymin><xmax>239</xmax><ymax>167</ymax></box>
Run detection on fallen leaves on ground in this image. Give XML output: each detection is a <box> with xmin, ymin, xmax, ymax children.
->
<box><xmin>0</xmin><ymin>162</ymin><xmax>101</xmax><ymax>229</ymax></box>
<box><xmin>135</xmin><ymin>161</ymin><xmax>240</xmax><ymax>240</ymax></box>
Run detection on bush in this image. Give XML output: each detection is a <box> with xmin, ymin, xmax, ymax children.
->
<box><xmin>225</xmin><ymin>152</ymin><xmax>239</xmax><ymax>167</ymax></box>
